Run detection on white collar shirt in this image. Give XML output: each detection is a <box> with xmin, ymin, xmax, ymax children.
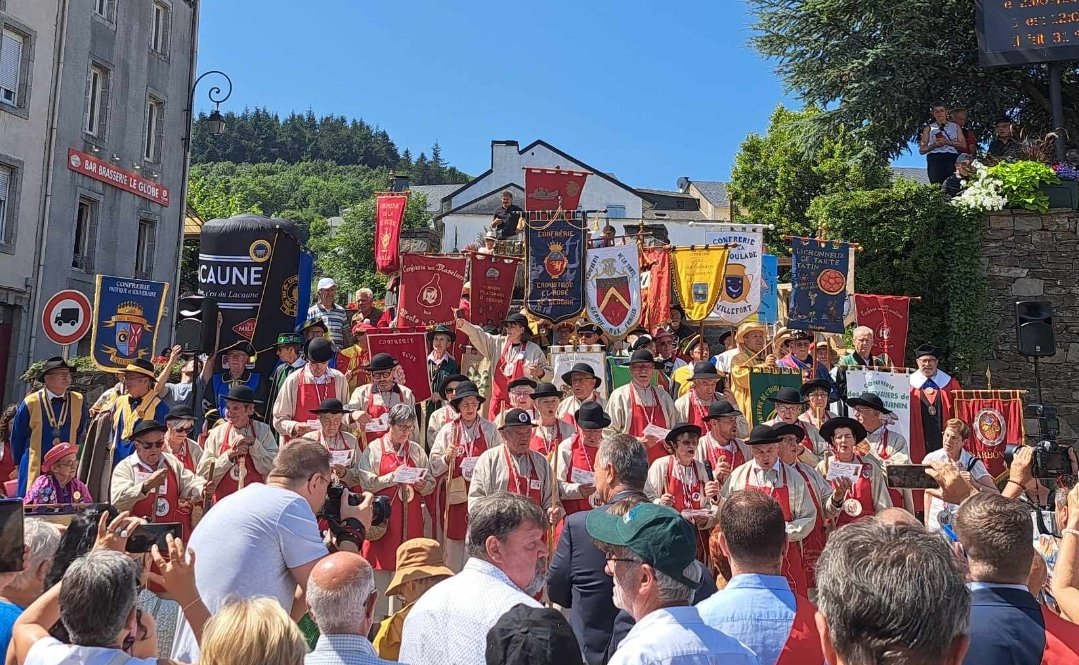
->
<box><xmin>609</xmin><ymin>606</ymin><xmax>758</xmax><ymax>665</ymax></box>
<box><xmin>398</xmin><ymin>558</ymin><xmax>541</xmax><ymax>665</ymax></box>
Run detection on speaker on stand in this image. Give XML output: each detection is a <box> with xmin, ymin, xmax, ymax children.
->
<box><xmin>1015</xmin><ymin>300</ymin><xmax>1056</xmax><ymax>404</ymax></box>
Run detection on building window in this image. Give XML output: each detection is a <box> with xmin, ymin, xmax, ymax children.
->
<box><xmin>150</xmin><ymin>2</ymin><xmax>170</xmax><ymax>55</ymax></box>
<box><xmin>85</xmin><ymin>63</ymin><xmax>109</xmax><ymax>137</ymax></box>
<box><xmin>73</xmin><ymin>198</ymin><xmax>97</xmax><ymax>271</ymax></box>
<box><xmin>144</xmin><ymin>96</ymin><xmax>164</xmax><ymax>162</ymax></box>
<box><xmin>135</xmin><ymin>219</ymin><xmax>156</xmax><ymax>277</ymax></box>
<box><xmin>0</xmin><ymin>28</ymin><xmax>25</xmax><ymax>108</ymax></box>
<box><xmin>93</xmin><ymin>0</ymin><xmax>110</xmax><ymax>19</ymax></box>
<box><xmin>0</xmin><ymin>164</ymin><xmax>11</xmax><ymax>245</ymax></box>
<box><xmin>606</xmin><ymin>205</ymin><xmax>626</xmax><ymax>219</ymax></box>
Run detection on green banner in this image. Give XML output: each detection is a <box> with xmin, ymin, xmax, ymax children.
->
<box><xmin>608</xmin><ymin>357</ymin><xmax>660</xmax><ymax>390</ymax></box>
<box><xmin>748</xmin><ymin>367</ymin><xmax>803</xmax><ymax>426</ymax></box>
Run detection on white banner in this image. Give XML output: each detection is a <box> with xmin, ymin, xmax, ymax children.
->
<box><xmin>844</xmin><ymin>367</ymin><xmax>913</xmax><ymax>445</ymax></box>
<box><xmin>705</xmin><ymin>228</ymin><xmax>763</xmax><ymax>324</ymax></box>
<box><xmin>550</xmin><ymin>350</ymin><xmax>608</xmax><ymax>399</ymax></box>
<box><xmin>585</xmin><ymin>245</ymin><xmax>641</xmax><ymax>339</ymax></box>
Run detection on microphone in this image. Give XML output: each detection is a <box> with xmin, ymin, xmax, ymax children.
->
<box><xmin>703</xmin><ymin>461</ymin><xmax>715</xmax><ymax>482</ymax></box>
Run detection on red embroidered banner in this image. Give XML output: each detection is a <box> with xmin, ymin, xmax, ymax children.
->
<box><xmin>469</xmin><ymin>253</ymin><xmax>521</xmax><ymax>328</ymax></box>
<box><xmin>398</xmin><ymin>254</ymin><xmax>467</xmax><ymax>328</ymax></box>
<box><xmin>853</xmin><ymin>294</ymin><xmax>911</xmax><ymax>367</ymax></box>
<box><xmin>952</xmin><ymin>390</ymin><xmax>1025</xmax><ymax>478</ymax></box>
<box><xmin>641</xmin><ymin>247</ymin><xmax>671</xmax><ymax>330</ymax></box>
<box><xmin>366</xmin><ymin>328</ymin><xmax>432</xmax><ymax>403</ymax></box>
<box><xmin>375</xmin><ymin>193</ymin><xmax>408</xmax><ymax>275</ymax></box>
<box><xmin>524</xmin><ymin>168</ymin><xmax>589</xmax><ymax>211</ymax></box>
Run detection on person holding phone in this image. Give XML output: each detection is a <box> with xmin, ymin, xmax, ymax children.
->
<box><xmin>23</xmin><ymin>443</ymin><xmax>92</xmax><ymax>506</ymax></box>
<box><xmin>919</xmin><ymin>103</ymin><xmax>965</xmax><ymax>184</ymax></box>
<box><xmin>111</xmin><ymin>420</ymin><xmax>207</xmax><ymax>540</ymax></box>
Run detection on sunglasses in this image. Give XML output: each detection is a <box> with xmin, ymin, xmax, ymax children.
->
<box><xmin>172</xmin><ymin>425</ymin><xmax>194</xmax><ymax>433</ymax></box>
<box><xmin>138</xmin><ymin>438</ymin><xmax>166</xmax><ymax>449</ymax></box>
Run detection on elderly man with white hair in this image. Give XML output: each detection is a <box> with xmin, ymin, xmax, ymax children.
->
<box><xmin>0</xmin><ymin>519</ymin><xmax>61</xmax><ymax>650</ymax></box>
<box><xmin>306</xmin><ymin>551</ymin><xmax>394</xmax><ymax>665</ymax></box>
<box><xmin>836</xmin><ymin>326</ymin><xmax>890</xmax><ymax>369</ymax></box>
<box><xmin>353</xmin><ymin>287</ymin><xmax>383</xmax><ymax>328</ymax></box>
<box><xmin>308</xmin><ymin>277</ymin><xmax>351</xmax><ymax>347</ymax></box>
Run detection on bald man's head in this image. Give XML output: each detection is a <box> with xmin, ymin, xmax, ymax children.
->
<box><xmin>307</xmin><ymin>552</ymin><xmax>377</xmax><ymax>635</ymax></box>
<box><xmin>876</xmin><ymin>507</ymin><xmax>921</xmax><ymax>528</ymax></box>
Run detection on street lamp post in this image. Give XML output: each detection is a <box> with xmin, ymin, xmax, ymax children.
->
<box><xmin>172</xmin><ymin>70</ymin><xmax>233</xmax><ymax>420</ymax></box>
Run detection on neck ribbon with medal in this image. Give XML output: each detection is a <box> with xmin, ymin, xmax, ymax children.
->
<box><xmin>41</xmin><ymin>389</ymin><xmax>69</xmax><ymax>447</ymax></box>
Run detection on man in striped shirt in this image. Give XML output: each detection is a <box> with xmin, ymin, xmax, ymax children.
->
<box><xmin>308</xmin><ymin>277</ymin><xmax>351</xmax><ymax>347</ymax></box>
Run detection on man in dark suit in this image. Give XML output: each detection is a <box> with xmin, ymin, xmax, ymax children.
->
<box><xmin>548</xmin><ymin>431</ymin><xmax>715</xmax><ymax>664</ymax></box>
<box><xmin>955</xmin><ymin>493</ymin><xmax>1079</xmax><ymax>664</ymax></box>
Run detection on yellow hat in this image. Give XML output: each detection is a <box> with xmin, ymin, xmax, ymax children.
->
<box><xmin>734</xmin><ymin>322</ymin><xmax>766</xmax><ymax>345</ymax></box>
<box><xmin>384</xmin><ymin>538</ymin><xmax>454</xmax><ymax>596</ymax></box>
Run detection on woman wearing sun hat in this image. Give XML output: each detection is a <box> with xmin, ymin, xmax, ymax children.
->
<box><xmin>23</xmin><ymin>442</ymin><xmax>93</xmax><ymax>505</ymax></box>
<box><xmin>373</xmin><ymin>538</ymin><xmax>455</xmax><ymax>660</ymax></box>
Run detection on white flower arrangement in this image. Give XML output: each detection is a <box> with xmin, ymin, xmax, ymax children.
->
<box><xmin>951</xmin><ymin>161</ymin><xmax>1008</xmax><ymax>212</ymax></box>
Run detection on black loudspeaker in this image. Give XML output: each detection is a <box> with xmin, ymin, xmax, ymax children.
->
<box><xmin>175</xmin><ymin>295</ymin><xmax>218</xmax><ymax>353</ymax></box>
<box><xmin>1015</xmin><ymin>300</ymin><xmax>1056</xmax><ymax>357</ymax></box>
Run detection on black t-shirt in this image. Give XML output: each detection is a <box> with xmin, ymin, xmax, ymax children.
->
<box><xmin>492</xmin><ymin>204</ymin><xmax>524</xmax><ymax>240</ymax></box>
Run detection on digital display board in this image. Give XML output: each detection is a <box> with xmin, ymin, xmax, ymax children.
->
<box><xmin>976</xmin><ymin>0</ymin><xmax>1079</xmax><ymax>66</ymax></box>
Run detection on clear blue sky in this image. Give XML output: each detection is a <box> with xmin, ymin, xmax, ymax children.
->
<box><xmin>196</xmin><ymin>0</ymin><xmax>920</xmax><ymax>190</ymax></box>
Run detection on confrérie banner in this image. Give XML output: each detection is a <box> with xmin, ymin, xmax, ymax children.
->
<box><xmin>788</xmin><ymin>236</ymin><xmax>851</xmax><ymax>334</ymax></box>
<box><xmin>853</xmin><ymin>294</ymin><xmax>911</xmax><ymax>368</ymax></box>
<box><xmin>90</xmin><ymin>276</ymin><xmax>169</xmax><ymax>371</ymax></box>
<box><xmin>397</xmin><ymin>254</ymin><xmax>467</xmax><ymax>328</ymax></box>
<box><xmin>584</xmin><ymin>244</ymin><xmax>642</xmax><ymax>339</ymax></box>
<box><xmin>366</xmin><ymin>329</ymin><xmax>432</xmax><ymax>403</ymax></box>
<box><xmin>704</xmin><ymin>228</ymin><xmax>763</xmax><ymax>324</ymax></box>
<box><xmin>524</xmin><ymin>168</ymin><xmax>589</xmax><ymax>211</ymax></box>
<box><xmin>468</xmin><ymin>253</ymin><xmax>521</xmax><ymax>328</ymax></box>
<box><xmin>375</xmin><ymin>193</ymin><xmax>408</xmax><ymax>275</ymax></box>
<box><xmin>524</xmin><ymin>212</ymin><xmax>586</xmax><ymax>324</ymax></box>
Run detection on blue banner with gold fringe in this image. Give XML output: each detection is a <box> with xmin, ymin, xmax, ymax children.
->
<box><xmin>90</xmin><ymin>275</ymin><xmax>169</xmax><ymax>370</ymax></box>
<box><xmin>788</xmin><ymin>237</ymin><xmax>850</xmax><ymax>333</ymax></box>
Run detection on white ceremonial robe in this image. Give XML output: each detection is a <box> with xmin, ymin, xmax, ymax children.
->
<box><xmin>722</xmin><ymin>460</ymin><xmax>817</xmax><ymax>542</ymax></box>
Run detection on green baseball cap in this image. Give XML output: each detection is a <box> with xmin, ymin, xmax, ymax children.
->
<box><xmin>276</xmin><ymin>332</ymin><xmax>305</xmax><ymax>347</ymax></box>
<box><xmin>586</xmin><ymin>503</ymin><xmax>701</xmax><ymax>589</ymax></box>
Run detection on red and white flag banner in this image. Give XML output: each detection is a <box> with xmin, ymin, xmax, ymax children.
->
<box><xmin>397</xmin><ymin>254</ymin><xmax>467</xmax><ymax>329</ymax></box>
<box><xmin>853</xmin><ymin>294</ymin><xmax>911</xmax><ymax>367</ymax></box>
<box><xmin>952</xmin><ymin>390</ymin><xmax>1025</xmax><ymax>479</ymax></box>
<box><xmin>524</xmin><ymin>168</ymin><xmax>589</xmax><ymax>212</ymax></box>
<box><xmin>468</xmin><ymin>253</ymin><xmax>521</xmax><ymax>328</ymax></box>
<box><xmin>375</xmin><ymin>193</ymin><xmax>408</xmax><ymax>275</ymax></box>
<box><xmin>366</xmin><ymin>328</ymin><xmax>432</xmax><ymax>403</ymax></box>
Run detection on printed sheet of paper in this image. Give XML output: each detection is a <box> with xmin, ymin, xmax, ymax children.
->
<box><xmin>571</xmin><ymin>468</ymin><xmax>595</xmax><ymax>485</ymax></box>
<box><xmin>393</xmin><ymin>466</ymin><xmax>426</xmax><ymax>484</ymax></box>
<box><xmin>826</xmin><ymin>461</ymin><xmax>863</xmax><ymax>482</ymax></box>
<box><xmin>329</xmin><ymin>450</ymin><xmax>352</xmax><ymax>467</ymax></box>
<box><xmin>460</xmin><ymin>456</ymin><xmax>480</xmax><ymax>480</ymax></box>
<box><xmin>642</xmin><ymin>423</ymin><xmax>671</xmax><ymax>440</ymax></box>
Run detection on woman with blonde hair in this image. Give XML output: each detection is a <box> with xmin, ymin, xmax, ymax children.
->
<box><xmin>199</xmin><ymin>597</ymin><xmax>307</xmax><ymax>665</ymax></box>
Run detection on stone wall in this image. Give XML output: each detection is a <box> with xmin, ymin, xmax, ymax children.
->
<box><xmin>982</xmin><ymin>209</ymin><xmax>1079</xmax><ymax>436</ymax></box>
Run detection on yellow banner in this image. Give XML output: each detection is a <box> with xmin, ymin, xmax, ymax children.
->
<box><xmin>671</xmin><ymin>247</ymin><xmax>730</xmax><ymax>321</ymax></box>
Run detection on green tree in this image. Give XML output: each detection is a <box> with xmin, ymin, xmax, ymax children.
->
<box><xmin>729</xmin><ymin>105</ymin><xmax>891</xmax><ymax>247</ymax></box>
<box><xmin>745</xmin><ymin>0</ymin><xmax>1078</xmax><ymax>157</ymax></box>
<box><xmin>307</xmin><ymin>193</ymin><xmax>432</xmax><ymax>298</ymax></box>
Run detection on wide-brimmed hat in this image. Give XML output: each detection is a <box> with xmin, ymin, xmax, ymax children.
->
<box><xmin>845</xmin><ymin>392</ymin><xmax>893</xmax><ymax>415</ymax></box>
<box><xmin>914</xmin><ymin>343</ymin><xmax>945</xmax><ymax>360</ymax></box>
<box><xmin>766</xmin><ymin>387</ymin><xmax>807</xmax><ymax>406</ymax></box>
<box><xmin>366</xmin><ymin>352</ymin><xmax>399</xmax><ymax>372</ymax></box>
<box><xmin>820</xmin><ymin>416</ymin><xmax>868</xmax><ymax>444</ymax></box>
<box><xmin>306</xmin><ymin>337</ymin><xmax>335</xmax><ymax>363</ymax></box>
<box><xmin>130</xmin><ymin>419</ymin><xmax>168</xmax><ymax>439</ymax></box>
<box><xmin>704</xmin><ymin>401</ymin><xmax>741</xmax><ymax>421</ymax></box>
<box><xmin>222</xmin><ymin>341</ymin><xmax>255</xmax><ymax>357</ymax></box>
<box><xmin>561</xmin><ymin>363</ymin><xmax>602</xmax><ymax>388</ymax></box>
<box><xmin>690</xmin><ymin>361</ymin><xmax>719</xmax><ymax>381</ymax></box>
<box><xmin>311</xmin><ymin>398</ymin><xmax>351</xmax><ymax>415</ymax></box>
<box><xmin>800</xmin><ymin>379</ymin><xmax>833</xmax><ymax>399</ymax></box>
<box><xmin>771</xmin><ymin>422</ymin><xmax>805</xmax><ymax>440</ymax></box>
<box><xmin>734</xmin><ymin>322</ymin><xmax>767</xmax><ymax>345</ymax></box>
<box><xmin>449</xmin><ymin>381</ymin><xmax>485</xmax><ymax>409</ymax></box>
<box><xmin>629</xmin><ymin>335</ymin><xmax>654</xmax><ymax>352</ymax></box>
<box><xmin>500</xmin><ymin>408</ymin><xmax>537</xmax><ymax>429</ymax></box>
<box><xmin>166</xmin><ymin>405</ymin><xmax>195</xmax><ymax>422</ymax></box>
<box><xmin>503</xmin><ymin>312</ymin><xmax>529</xmax><ymax>327</ymax></box>
<box><xmin>576</xmin><ymin>322</ymin><xmax>603</xmax><ymax>337</ymax></box>
<box><xmin>385</xmin><ymin>538</ymin><xmax>454</xmax><ymax>597</ymax></box>
<box><xmin>122</xmin><ymin>359</ymin><xmax>157</xmax><ymax>380</ymax></box>
<box><xmin>427</xmin><ymin>324</ymin><xmax>456</xmax><ymax>343</ymax></box>
<box><xmin>789</xmin><ymin>329</ymin><xmax>815</xmax><ymax>343</ymax></box>
<box><xmin>484</xmin><ymin>229</ymin><xmax>499</xmax><ymax>241</ymax></box>
<box><xmin>438</xmin><ymin>373</ymin><xmax>469</xmax><ymax>400</ymax></box>
<box><xmin>42</xmin><ymin>442</ymin><xmax>78</xmax><ymax>473</ymax></box>
<box><xmin>507</xmin><ymin>377</ymin><xmax>537</xmax><ymax>391</ymax></box>
<box><xmin>575</xmin><ymin>402</ymin><xmax>611</xmax><ymax>430</ymax></box>
<box><xmin>302</xmin><ymin>317</ymin><xmax>328</xmax><ymax>333</ymax></box>
<box><xmin>680</xmin><ymin>334</ymin><xmax>705</xmax><ymax>356</ymax></box>
<box><xmin>531</xmin><ymin>382</ymin><xmax>561</xmax><ymax>400</ymax></box>
<box><xmin>717</xmin><ymin>329</ymin><xmax>734</xmax><ymax>345</ymax></box>
<box><xmin>628</xmin><ymin>349</ymin><xmax>657</xmax><ymax>365</ymax></box>
<box><xmin>37</xmin><ymin>357</ymin><xmax>75</xmax><ymax>381</ymax></box>
<box><xmin>746</xmin><ymin>424</ymin><xmax>782</xmax><ymax>446</ymax></box>
<box><xmin>276</xmin><ymin>332</ymin><xmax>305</xmax><ymax>347</ymax></box>
<box><xmin>224</xmin><ymin>384</ymin><xmax>260</xmax><ymax>405</ymax></box>
<box><xmin>664</xmin><ymin>424</ymin><xmax>702</xmax><ymax>446</ymax></box>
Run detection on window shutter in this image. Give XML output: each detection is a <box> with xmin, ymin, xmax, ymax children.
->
<box><xmin>0</xmin><ymin>167</ymin><xmax>10</xmax><ymax>203</ymax></box>
<box><xmin>0</xmin><ymin>30</ymin><xmax>23</xmax><ymax>102</ymax></box>
<box><xmin>145</xmin><ymin>222</ymin><xmax>156</xmax><ymax>274</ymax></box>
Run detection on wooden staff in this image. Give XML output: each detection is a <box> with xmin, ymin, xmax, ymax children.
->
<box><xmin>191</xmin><ymin>460</ymin><xmax>215</xmax><ymax>528</ymax></box>
<box><xmin>548</xmin><ymin>441</ymin><xmax>563</xmax><ymax>563</ymax></box>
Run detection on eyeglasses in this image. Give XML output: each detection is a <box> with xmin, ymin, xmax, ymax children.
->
<box><xmin>313</xmin><ymin>473</ymin><xmax>332</xmax><ymax>487</ymax></box>
<box><xmin>604</xmin><ymin>552</ymin><xmax>640</xmax><ymax>565</ymax></box>
<box><xmin>393</xmin><ymin>423</ymin><xmax>416</xmax><ymax>433</ymax></box>
<box><xmin>138</xmin><ymin>438</ymin><xmax>166</xmax><ymax>449</ymax></box>
<box><xmin>171</xmin><ymin>425</ymin><xmax>193</xmax><ymax>433</ymax></box>
<box><xmin>51</xmin><ymin>459</ymin><xmax>77</xmax><ymax>470</ymax></box>
<box><xmin>373</xmin><ymin>370</ymin><xmax>394</xmax><ymax>379</ymax></box>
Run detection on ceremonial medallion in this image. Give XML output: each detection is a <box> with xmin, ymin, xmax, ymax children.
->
<box><xmin>928</xmin><ymin>405</ymin><xmax>937</xmax><ymax>416</ymax></box>
<box><xmin>401</xmin><ymin>485</ymin><xmax>415</xmax><ymax>503</ymax></box>
<box><xmin>155</xmin><ymin>497</ymin><xmax>170</xmax><ymax>517</ymax></box>
<box><xmin>589</xmin><ymin>493</ymin><xmax>602</xmax><ymax>508</ymax></box>
<box><xmin>938</xmin><ymin>509</ymin><xmax>953</xmax><ymax>526</ymax></box>
<box><xmin>230</xmin><ymin>465</ymin><xmax>243</xmax><ymax>481</ymax></box>
<box><xmin>73</xmin><ymin>491</ymin><xmax>82</xmax><ymax>502</ymax></box>
<box><xmin>843</xmin><ymin>498</ymin><xmax>863</xmax><ymax>517</ymax></box>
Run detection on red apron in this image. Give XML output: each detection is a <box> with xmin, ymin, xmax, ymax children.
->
<box><xmin>170</xmin><ymin>440</ymin><xmax>198</xmax><ymax>474</ymax></box>
<box><xmin>747</xmin><ymin>466</ymin><xmax>808</xmax><ymax>597</ymax></box>
<box><xmin>793</xmin><ymin>465</ymin><xmax>828</xmax><ymax>589</ymax></box>
<box><xmin>489</xmin><ymin>340</ymin><xmax>526</xmax><ymax>421</ymax></box>
<box><xmin>213</xmin><ymin>424</ymin><xmax>264</xmax><ymax>502</ymax></box>
<box><xmin>295</xmin><ymin>373</ymin><xmax>335</xmax><ymax>430</ymax></box>
<box><xmin>835</xmin><ymin>457</ymin><xmax>877</xmax><ymax>526</ymax></box>
<box><xmin>530</xmin><ymin>421</ymin><xmax>571</xmax><ymax>457</ymax></box>
<box><xmin>703</xmin><ymin>437</ymin><xmax>746</xmax><ymax>471</ymax></box>
<box><xmin>775</xmin><ymin>595</ymin><xmax>825</xmax><ymax>665</ymax></box>
<box><xmin>131</xmin><ymin>462</ymin><xmax>189</xmax><ymax>538</ymax></box>
<box><xmin>629</xmin><ymin>386</ymin><xmax>668</xmax><ymax>465</ymax></box>
<box><xmin>874</xmin><ymin>430</ymin><xmax>906</xmax><ymax>508</ymax></box>
<box><xmin>504</xmin><ymin>446</ymin><xmax>543</xmax><ymax>507</ymax></box>
<box><xmin>364</xmin><ymin>388</ymin><xmax>402</xmax><ymax>441</ymax></box>
<box><xmin>362</xmin><ymin>437</ymin><xmax>424</xmax><ymax>570</ymax></box>
<box><xmin>561</xmin><ymin>433</ymin><xmax>599</xmax><ymax>517</ymax></box>
<box><xmin>665</xmin><ymin>457</ymin><xmax>711</xmax><ymax>562</ymax></box>
<box><xmin>686</xmin><ymin>393</ymin><xmax>711</xmax><ymax>431</ymax></box>
<box><xmin>793</xmin><ymin>422</ymin><xmax>815</xmax><ymax>455</ymax></box>
<box><xmin>442</xmin><ymin>421</ymin><xmax>489</xmax><ymax>540</ymax></box>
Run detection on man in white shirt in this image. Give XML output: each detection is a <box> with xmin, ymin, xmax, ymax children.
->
<box><xmin>171</xmin><ymin>439</ymin><xmax>372</xmax><ymax>663</ymax></box>
<box><xmin>586</xmin><ymin>502</ymin><xmax>757</xmax><ymax>665</ymax></box>
<box><xmin>922</xmin><ymin>419</ymin><xmax>998</xmax><ymax>530</ymax></box>
<box><xmin>399</xmin><ymin>493</ymin><xmax>547</xmax><ymax>665</ymax></box>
